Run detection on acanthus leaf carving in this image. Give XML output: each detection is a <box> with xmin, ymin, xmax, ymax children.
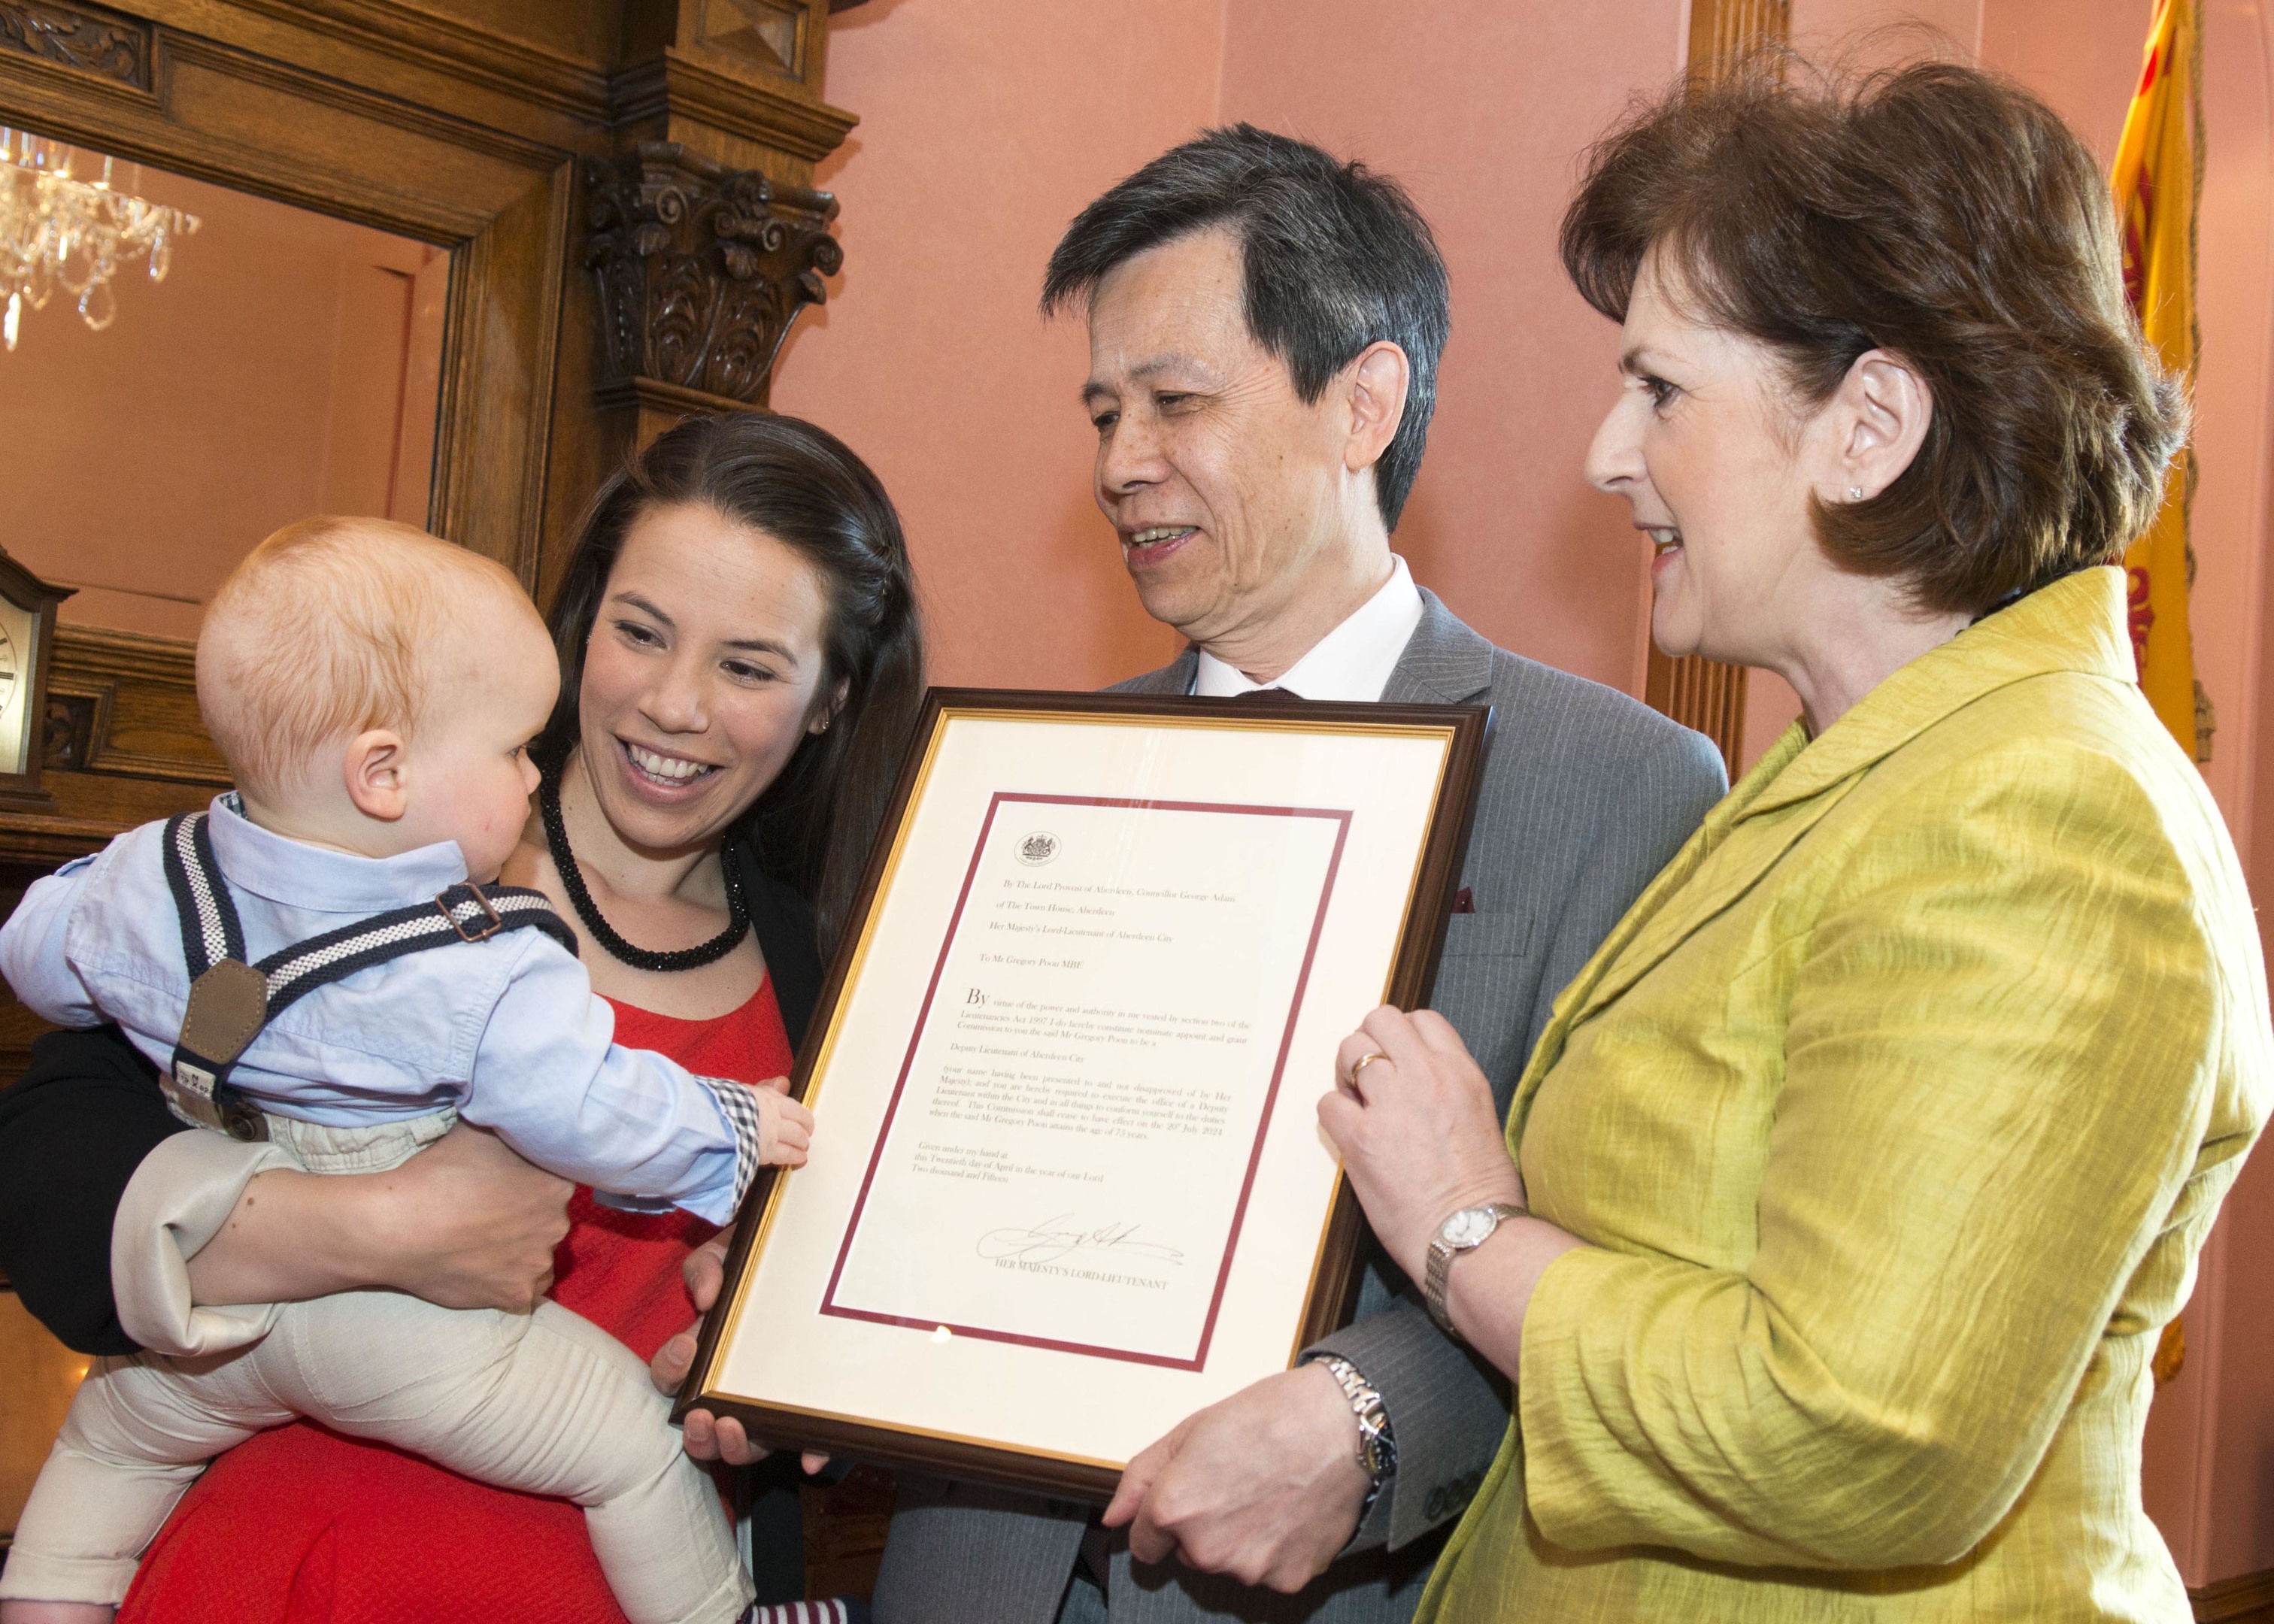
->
<box><xmin>0</xmin><ymin>0</ymin><xmax>149</xmax><ymax>89</ymax></box>
<box><xmin>584</xmin><ymin>141</ymin><xmax>841</xmax><ymax>408</ymax></box>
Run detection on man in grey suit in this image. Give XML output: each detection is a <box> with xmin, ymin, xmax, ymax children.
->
<box><xmin>872</xmin><ymin>126</ymin><xmax>1727</xmax><ymax>1622</ymax></box>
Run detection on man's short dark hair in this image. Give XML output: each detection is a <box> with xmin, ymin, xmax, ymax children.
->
<box><xmin>1042</xmin><ymin>124</ymin><xmax>1450</xmax><ymax>532</ymax></box>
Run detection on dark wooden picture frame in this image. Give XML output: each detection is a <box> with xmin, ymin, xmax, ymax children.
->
<box><xmin>676</xmin><ymin>687</ymin><xmax>1492</xmax><ymax>1501</ymax></box>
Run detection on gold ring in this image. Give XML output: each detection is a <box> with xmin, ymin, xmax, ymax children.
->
<box><xmin>1348</xmin><ymin>1051</ymin><xmax>1390</xmax><ymax>1089</ymax></box>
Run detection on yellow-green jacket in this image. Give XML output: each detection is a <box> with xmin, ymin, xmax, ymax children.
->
<box><xmin>1421</xmin><ymin>567</ymin><xmax>2269</xmax><ymax>1622</ymax></box>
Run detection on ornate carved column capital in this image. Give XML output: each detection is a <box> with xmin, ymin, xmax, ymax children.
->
<box><xmin>584</xmin><ymin>140</ymin><xmax>841</xmax><ymax>409</ymax></box>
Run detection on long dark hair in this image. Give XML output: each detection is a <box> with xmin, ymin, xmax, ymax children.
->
<box><xmin>539</xmin><ymin>413</ymin><xmax>924</xmax><ymax>952</ymax></box>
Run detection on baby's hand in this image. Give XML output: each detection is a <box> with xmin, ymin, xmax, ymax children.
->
<box><xmin>751</xmin><ymin>1077</ymin><xmax>814</xmax><ymax>1167</ymax></box>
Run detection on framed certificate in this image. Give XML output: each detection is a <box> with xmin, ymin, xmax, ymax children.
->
<box><xmin>677</xmin><ymin>689</ymin><xmax>1490</xmax><ymax>1498</ymax></box>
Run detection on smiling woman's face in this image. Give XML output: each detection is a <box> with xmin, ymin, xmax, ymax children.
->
<box><xmin>575</xmin><ymin>501</ymin><xmax>835</xmax><ymax>857</ymax></box>
<box><xmin>1585</xmin><ymin>254</ymin><xmax>1830</xmax><ymax>668</ymax></box>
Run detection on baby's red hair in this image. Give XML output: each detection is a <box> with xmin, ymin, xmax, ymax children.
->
<box><xmin>199</xmin><ymin>517</ymin><xmax>529</xmax><ymax>799</ymax></box>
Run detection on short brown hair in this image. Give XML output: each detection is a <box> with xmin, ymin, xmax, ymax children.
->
<box><xmin>1560</xmin><ymin>56</ymin><xmax>2187</xmax><ymax>616</ymax></box>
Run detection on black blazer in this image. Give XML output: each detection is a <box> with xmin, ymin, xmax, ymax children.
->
<box><xmin>0</xmin><ymin>847</ymin><xmax>824</xmax><ymax>1356</ymax></box>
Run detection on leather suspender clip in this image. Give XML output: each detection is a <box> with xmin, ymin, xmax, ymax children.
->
<box><xmin>437</xmin><ymin>883</ymin><xmax>505</xmax><ymax>942</ymax></box>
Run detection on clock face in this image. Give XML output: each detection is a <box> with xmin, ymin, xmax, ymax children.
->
<box><xmin>1442</xmin><ymin>1206</ymin><xmax>1497</xmax><ymax>1248</ymax></box>
<box><xmin>0</xmin><ymin>595</ymin><xmax>36</xmax><ymax>777</ymax></box>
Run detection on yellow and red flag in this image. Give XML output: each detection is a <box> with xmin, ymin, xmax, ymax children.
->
<box><xmin>2115</xmin><ymin>0</ymin><xmax>2207</xmax><ymax>1391</ymax></box>
<box><xmin>2110</xmin><ymin>0</ymin><xmax>2211</xmax><ymax>762</ymax></box>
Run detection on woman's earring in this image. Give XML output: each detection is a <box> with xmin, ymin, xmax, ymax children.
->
<box><xmin>1847</xmin><ymin>486</ymin><xmax>1865</xmax><ymax>501</ymax></box>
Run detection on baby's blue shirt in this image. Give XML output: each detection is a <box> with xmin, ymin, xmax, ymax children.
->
<box><xmin>0</xmin><ymin>795</ymin><xmax>753</xmax><ymax>1223</ymax></box>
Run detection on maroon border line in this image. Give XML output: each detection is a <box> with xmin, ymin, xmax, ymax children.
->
<box><xmin>818</xmin><ymin>791</ymin><xmax>1353</xmax><ymax>1371</ymax></box>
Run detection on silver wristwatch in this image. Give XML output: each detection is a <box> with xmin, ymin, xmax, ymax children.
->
<box><xmin>1424</xmin><ymin>1202</ymin><xmax>1527</xmax><ymax>1338</ymax></box>
<box><xmin>1315</xmin><ymin>1354</ymin><xmax>1396</xmax><ymax>1489</ymax></box>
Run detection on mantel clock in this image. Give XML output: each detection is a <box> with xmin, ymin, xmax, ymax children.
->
<box><xmin>0</xmin><ymin>546</ymin><xmax>75</xmax><ymax>806</ymax></box>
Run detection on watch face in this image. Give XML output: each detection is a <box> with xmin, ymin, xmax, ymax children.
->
<box><xmin>1441</xmin><ymin>1206</ymin><xmax>1497</xmax><ymax>1247</ymax></box>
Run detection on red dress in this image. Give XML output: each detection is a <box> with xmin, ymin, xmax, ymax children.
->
<box><xmin>117</xmin><ymin>985</ymin><xmax>794</xmax><ymax>1624</ymax></box>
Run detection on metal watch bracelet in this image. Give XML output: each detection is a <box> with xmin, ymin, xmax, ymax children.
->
<box><xmin>1424</xmin><ymin>1201</ymin><xmax>1530</xmax><ymax>1339</ymax></box>
<box><xmin>1316</xmin><ymin>1354</ymin><xmax>1396</xmax><ymax>1486</ymax></box>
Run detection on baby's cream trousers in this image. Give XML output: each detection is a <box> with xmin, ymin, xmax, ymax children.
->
<box><xmin>0</xmin><ymin>1111</ymin><xmax>752</xmax><ymax>1624</ymax></box>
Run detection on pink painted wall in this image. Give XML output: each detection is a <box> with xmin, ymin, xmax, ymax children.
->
<box><xmin>1214</xmin><ymin>0</ymin><xmax>1687</xmax><ymax>692</ymax></box>
<box><xmin>0</xmin><ymin>162</ymin><xmax>442</xmax><ymax>640</ymax></box>
<box><xmin>2190</xmin><ymin>0</ymin><xmax>2274</xmax><ymax>1580</ymax></box>
<box><xmin>769</xmin><ymin>0</ymin><xmax>1223</xmax><ymax>690</ymax></box>
<box><xmin>781</xmin><ymin>0</ymin><xmax>1688</xmax><ymax>698</ymax></box>
<box><xmin>1790</xmin><ymin>0</ymin><xmax>1984</xmax><ymax>62</ymax></box>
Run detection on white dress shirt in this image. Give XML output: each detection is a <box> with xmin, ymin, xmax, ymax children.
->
<box><xmin>1192</xmin><ymin>554</ymin><xmax>1424</xmax><ymax>702</ymax></box>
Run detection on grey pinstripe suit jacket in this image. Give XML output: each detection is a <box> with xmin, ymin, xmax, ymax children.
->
<box><xmin>872</xmin><ymin>589</ymin><xmax>1726</xmax><ymax>1624</ymax></box>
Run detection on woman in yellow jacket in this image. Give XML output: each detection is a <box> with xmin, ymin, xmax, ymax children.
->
<box><xmin>1319</xmin><ymin>59</ymin><xmax>2270</xmax><ymax>1623</ymax></box>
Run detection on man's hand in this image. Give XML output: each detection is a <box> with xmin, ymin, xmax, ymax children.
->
<box><xmin>1102</xmin><ymin>1363</ymin><xmax>1369</xmax><ymax>1592</ymax></box>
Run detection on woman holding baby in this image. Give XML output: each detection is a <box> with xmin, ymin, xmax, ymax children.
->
<box><xmin>0</xmin><ymin>411</ymin><xmax>918</xmax><ymax>1621</ymax></box>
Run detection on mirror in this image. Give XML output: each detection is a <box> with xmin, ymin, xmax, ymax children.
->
<box><xmin>0</xmin><ymin>132</ymin><xmax>448</xmax><ymax>640</ymax></box>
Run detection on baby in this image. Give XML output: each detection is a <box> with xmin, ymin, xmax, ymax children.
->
<box><xmin>0</xmin><ymin>519</ymin><xmax>811</xmax><ymax>1624</ymax></box>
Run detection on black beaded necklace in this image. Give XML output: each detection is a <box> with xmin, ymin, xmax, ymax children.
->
<box><xmin>538</xmin><ymin>770</ymin><xmax>750</xmax><ymax>972</ymax></box>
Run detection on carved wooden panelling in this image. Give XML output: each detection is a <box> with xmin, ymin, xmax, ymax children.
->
<box><xmin>586</xmin><ymin>140</ymin><xmax>841</xmax><ymax>406</ymax></box>
<box><xmin>0</xmin><ymin>628</ymin><xmax>221</xmax><ymax>869</ymax></box>
<box><xmin>0</xmin><ymin>0</ymin><xmax>147</xmax><ymax>89</ymax></box>
<box><xmin>47</xmin><ymin>625</ymin><xmax>227</xmax><ymax>786</ymax></box>
<box><xmin>698</xmin><ymin>0</ymin><xmax>805</xmax><ymax>80</ymax></box>
<box><xmin>0</xmin><ymin>0</ymin><xmax>868</xmax><ymax>1540</ymax></box>
<box><xmin>0</xmin><ymin>626</ymin><xmax>220</xmax><ymax>1082</ymax></box>
<box><xmin>2186</xmin><ymin>1568</ymin><xmax>2274</xmax><ymax>1624</ymax></box>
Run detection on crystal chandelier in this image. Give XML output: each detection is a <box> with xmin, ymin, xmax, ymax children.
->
<box><xmin>1</xmin><ymin>128</ymin><xmax>199</xmax><ymax>353</ymax></box>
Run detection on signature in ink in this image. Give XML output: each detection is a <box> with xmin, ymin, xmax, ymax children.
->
<box><xmin>977</xmin><ymin>1213</ymin><xmax>1185</xmax><ymax>1266</ymax></box>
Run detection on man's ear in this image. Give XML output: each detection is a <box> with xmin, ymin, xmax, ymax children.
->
<box><xmin>343</xmin><ymin>729</ymin><xmax>411</xmax><ymax>822</ymax></box>
<box><xmin>1344</xmin><ymin>341</ymin><xmax>1411</xmax><ymax>478</ymax></box>
<box><xmin>1827</xmin><ymin>348</ymin><xmax>1933</xmax><ymax>501</ymax></box>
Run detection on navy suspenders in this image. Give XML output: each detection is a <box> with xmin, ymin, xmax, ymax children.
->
<box><xmin>159</xmin><ymin>809</ymin><xmax>579</xmax><ymax>1141</ymax></box>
